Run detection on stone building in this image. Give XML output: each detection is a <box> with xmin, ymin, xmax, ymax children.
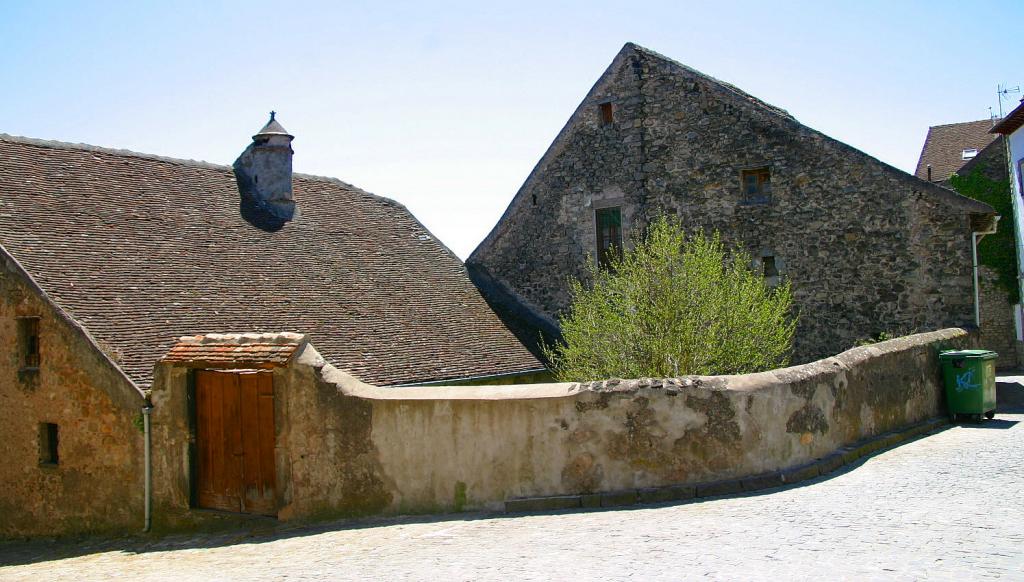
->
<box><xmin>468</xmin><ymin>43</ymin><xmax>997</xmax><ymax>363</ymax></box>
<box><xmin>915</xmin><ymin>117</ymin><xmax>1020</xmax><ymax>368</ymax></box>
<box><xmin>0</xmin><ymin>116</ymin><xmax>543</xmax><ymax>537</ymax></box>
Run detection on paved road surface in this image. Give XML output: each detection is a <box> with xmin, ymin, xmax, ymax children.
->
<box><xmin>2</xmin><ymin>412</ymin><xmax>1022</xmax><ymax>581</ymax></box>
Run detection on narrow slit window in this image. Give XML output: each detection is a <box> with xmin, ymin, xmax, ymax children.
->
<box><xmin>39</xmin><ymin>423</ymin><xmax>59</xmax><ymax>465</ymax></box>
<box><xmin>596</xmin><ymin>207</ymin><xmax>622</xmax><ymax>268</ymax></box>
<box><xmin>18</xmin><ymin>317</ymin><xmax>40</xmax><ymax>368</ymax></box>
<box><xmin>599</xmin><ymin>102</ymin><xmax>614</xmax><ymax>125</ymax></box>
<box><xmin>741</xmin><ymin>167</ymin><xmax>772</xmax><ymax>203</ymax></box>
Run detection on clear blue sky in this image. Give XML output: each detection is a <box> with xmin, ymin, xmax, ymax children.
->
<box><xmin>2</xmin><ymin>1</ymin><xmax>1021</xmax><ymax>258</ymax></box>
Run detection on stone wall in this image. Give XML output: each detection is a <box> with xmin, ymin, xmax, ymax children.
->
<box><xmin>0</xmin><ymin>253</ymin><xmax>146</xmax><ymax>538</ymax></box>
<box><xmin>978</xmin><ymin>265</ymin><xmax>1020</xmax><ymax>369</ymax></box>
<box><xmin>149</xmin><ymin>327</ymin><xmax>968</xmax><ymax>525</ymax></box>
<box><xmin>468</xmin><ymin>44</ymin><xmax>993</xmax><ymax>364</ymax></box>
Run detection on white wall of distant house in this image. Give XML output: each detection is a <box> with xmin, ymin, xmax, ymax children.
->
<box><xmin>1005</xmin><ymin>125</ymin><xmax>1024</xmax><ymax>340</ymax></box>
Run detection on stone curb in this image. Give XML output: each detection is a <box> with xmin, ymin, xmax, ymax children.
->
<box><xmin>503</xmin><ymin>416</ymin><xmax>949</xmax><ymax>514</ymax></box>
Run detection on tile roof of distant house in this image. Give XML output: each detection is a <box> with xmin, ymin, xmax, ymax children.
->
<box><xmin>0</xmin><ymin>133</ymin><xmax>544</xmax><ymax>389</ymax></box>
<box><xmin>915</xmin><ymin>118</ymin><xmax>1000</xmax><ymax>182</ymax></box>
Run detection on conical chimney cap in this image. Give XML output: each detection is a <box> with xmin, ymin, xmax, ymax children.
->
<box><xmin>253</xmin><ymin>111</ymin><xmax>293</xmax><ymax>140</ymax></box>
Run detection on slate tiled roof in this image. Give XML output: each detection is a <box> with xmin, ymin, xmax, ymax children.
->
<box><xmin>162</xmin><ymin>333</ymin><xmax>305</xmax><ymax>368</ymax></box>
<box><xmin>0</xmin><ymin>134</ymin><xmax>544</xmax><ymax>388</ymax></box>
<box><xmin>915</xmin><ymin>119</ymin><xmax>1000</xmax><ymax>182</ymax></box>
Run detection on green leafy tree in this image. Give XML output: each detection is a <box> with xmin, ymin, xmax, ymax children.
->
<box><xmin>544</xmin><ymin>215</ymin><xmax>797</xmax><ymax>381</ymax></box>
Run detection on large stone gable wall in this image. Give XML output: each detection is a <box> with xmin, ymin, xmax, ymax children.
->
<box><xmin>0</xmin><ymin>254</ymin><xmax>146</xmax><ymax>538</ymax></box>
<box><xmin>469</xmin><ymin>45</ymin><xmax>987</xmax><ymax>363</ymax></box>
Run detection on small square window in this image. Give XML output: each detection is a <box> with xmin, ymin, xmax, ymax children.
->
<box><xmin>741</xmin><ymin>167</ymin><xmax>772</xmax><ymax>204</ymax></box>
<box><xmin>962</xmin><ymin>148</ymin><xmax>978</xmax><ymax>160</ymax></box>
<box><xmin>39</xmin><ymin>423</ymin><xmax>59</xmax><ymax>466</ymax></box>
<box><xmin>17</xmin><ymin>317</ymin><xmax>40</xmax><ymax>369</ymax></box>
<box><xmin>599</xmin><ymin>102</ymin><xmax>614</xmax><ymax>125</ymax></box>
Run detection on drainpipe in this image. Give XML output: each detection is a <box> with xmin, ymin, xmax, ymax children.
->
<box><xmin>142</xmin><ymin>405</ymin><xmax>153</xmax><ymax>533</ymax></box>
<box><xmin>972</xmin><ymin>216</ymin><xmax>1000</xmax><ymax>327</ymax></box>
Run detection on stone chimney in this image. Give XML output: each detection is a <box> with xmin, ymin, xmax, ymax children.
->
<box><xmin>233</xmin><ymin>111</ymin><xmax>295</xmax><ymax>219</ymax></box>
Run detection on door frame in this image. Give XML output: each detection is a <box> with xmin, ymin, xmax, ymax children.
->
<box><xmin>186</xmin><ymin>367</ymin><xmax>280</xmax><ymax>516</ymax></box>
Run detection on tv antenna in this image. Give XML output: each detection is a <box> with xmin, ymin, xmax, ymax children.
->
<box><xmin>998</xmin><ymin>83</ymin><xmax>1020</xmax><ymax>117</ymax></box>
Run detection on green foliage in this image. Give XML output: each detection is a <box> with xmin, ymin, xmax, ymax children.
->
<box><xmin>544</xmin><ymin>215</ymin><xmax>797</xmax><ymax>382</ymax></box>
<box><xmin>949</xmin><ymin>169</ymin><xmax>1019</xmax><ymax>303</ymax></box>
<box><xmin>854</xmin><ymin>328</ymin><xmax>916</xmax><ymax>347</ymax></box>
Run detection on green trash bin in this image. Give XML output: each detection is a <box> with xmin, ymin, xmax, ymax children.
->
<box><xmin>938</xmin><ymin>349</ymin><xmax>997</xmax><ymax>422</ymax></box>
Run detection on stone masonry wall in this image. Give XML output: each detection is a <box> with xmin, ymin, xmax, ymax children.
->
<box><xmin>469</xmin><ymin>44</ymin><xmax>991</xmax><ymax>364</ymax></box>
<box><xmin>238</xmin><ymin>328</ymin><xmax>968</xmax><ymax>521</ymax></box>
<box><xmin>145</xmin><ymin>328</ymin><xmax>964</xmax><ymax>526</ymax></box>
<box><xmin>0</xmin><ymin>254</ymin><xmax>146</xmax><ymax>538</ymax></box>
<box><xmin>978</xmin><ymin>265</ymin><xmax>1019</xmax><ymax>369</ymax></box>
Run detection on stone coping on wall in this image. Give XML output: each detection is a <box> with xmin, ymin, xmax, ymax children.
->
<box><xmin>503</xmin><ymin>416</ymin><xmax>950</xmax><ymax>513</ymax></box>
<box><xmin>314</xmin><ymin>327</ymin><xmax>967</xmax><ymax>400</ymax></box>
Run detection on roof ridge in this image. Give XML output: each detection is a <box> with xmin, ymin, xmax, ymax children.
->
<box><xmin>622</xmin><ymin>45</ymin><xmax>993</xmax><ymax>215</ymax></box>
<box><xmin>927</xmin><ymin>118</ymin><xmax>1000</xmax><ymax>129</ymax></box>
<box><xmin>625</xmin><ymin>42</ymin><xmax>796</xmax><ymax>122</ymax></box>
<box><xmin>0</xmin><ymin>132</ymin><xmax>232</xmax><ymax>171</ymax></box>
<box><xmin>0</xmin><ymin>131</ymin><xmax>413</xmax><ymax>207</ymax></box>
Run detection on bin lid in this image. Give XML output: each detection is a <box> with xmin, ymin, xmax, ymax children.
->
<box><xmin>939</xmin><ymin>349</ymin><xmax>998</xmax><ymax>360</ymax></box>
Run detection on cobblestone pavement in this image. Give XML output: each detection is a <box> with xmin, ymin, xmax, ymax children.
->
<box><xmin>2</xmin><ymin>413</ymin><xmax>1023</xmax><ymax>581</ymax></box>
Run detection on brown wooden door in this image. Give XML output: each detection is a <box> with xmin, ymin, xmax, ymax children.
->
<box><xmin>195</xmin><ymin>370</ymin><xmax>277</xmax><ymax>515</ymax></box>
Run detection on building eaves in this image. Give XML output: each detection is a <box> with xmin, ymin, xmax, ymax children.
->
<box><xmin>991</xmin><ymin>100</ymin><xmax>1024</xmax><ymax>135</ymax></box>
<box><xmin>0</xmin><ymin>242</ymin><xmax>148</xmax><ymax>404</ymax></box>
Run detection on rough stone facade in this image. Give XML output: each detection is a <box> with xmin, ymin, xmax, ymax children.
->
<box><xmin>0</xmin><ymin>254</ymin><xmax>146</xmax><ymax>538</ymax></box>
<box><xmin>468</xmin><ymin>43</ymin><xmax>995</xmax><ymax>363</ymax></box>
<box><xmin>5</xmin><ymin>314</ymin><xmax>972</xmax><ymax>537</ymax></box>
<box><xmin>978</xmin><ymin>265</ymin><xmax>1019</xmax><ymax>369</ymax></box>
<box><xmin>151</xmin><ymin>328</ymin><xmax>971</xmax><ymax>523</ymax></box>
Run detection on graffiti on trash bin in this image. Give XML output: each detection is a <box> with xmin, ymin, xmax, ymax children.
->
<box><xmin>955</xmin><ymin>369</ymin><xmax>980</xmax><ymax>392</ymax></box>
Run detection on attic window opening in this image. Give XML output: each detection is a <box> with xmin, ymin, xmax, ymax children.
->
<box><xmin>741</xmin><ymin>167</ymin><xmax>772</xmax><ymax>204</ymax></box>
<box><xmin>962</xmin><ymin>148</ymin><xmax>978</xmax><ymax>160</ymax></box>
<box><xmin>17</xmin><ymin>317</ymin><xmax>40</xmax><ymax>369</ymax></box>
<box><xmin>599</xmin><ymin>102</ymin><xmax>614</xmax><ymax>125</ymax></box>
<box><xmin>532</xmin><ymin>194</ymin><xmax>537</xmax><ymax>206</ymax></box>
<box><xmin>39</xmin><ymin>423</ymin><xmax>59</xmax><ymax>466</ymax></box>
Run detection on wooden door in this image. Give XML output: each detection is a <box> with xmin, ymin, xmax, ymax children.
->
<box><xmin>195</xmin><ymin>369</ymin><xmax>277</xmax><ymax>515</ymax></box>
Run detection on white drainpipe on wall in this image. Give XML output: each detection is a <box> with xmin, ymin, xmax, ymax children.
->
<box><xmin>142</xmin><ymin>405</ymin><xmax>153</xmax><ymax>533</ymax></box>
<box><xmin>973</xmin><ymin>216</ymin><xmax>1000</xmax><ymax>327</ymax></box>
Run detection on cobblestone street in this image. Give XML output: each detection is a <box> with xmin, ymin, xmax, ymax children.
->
<box><xmin>3</xmin><ymin>411</ymin><xmax>1023</xmax><ymax>581</ymax></box>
